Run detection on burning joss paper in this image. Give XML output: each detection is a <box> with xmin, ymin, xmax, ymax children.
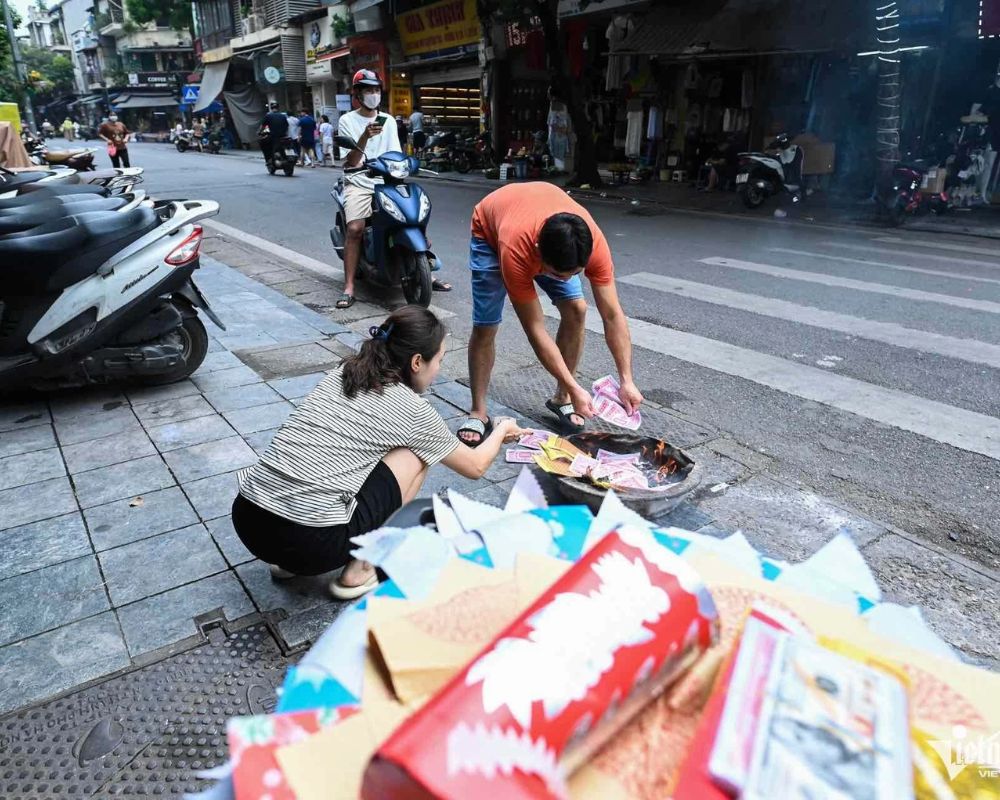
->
<box><xmin>540</xmin><ymin>437</ymin><xmax>587</xmax><ymax>463</ymax></box>
<box><xmin>568</xmin><ymin>454</ymin><xmax>601</xmax><ymax>477</ymax></box>
<box><xmin>596</xmin><ymin>449</ymin><xmax>642</xmax><ymax>465</ymax></box>
<box><xmin>506</xmin><ymin>449</ymin><xmax>539</xmax><ymax>464</ymax></box>
<box><xmin>533</xmin><ymin>454</ymin><xmax>577</xmax><ymax>477</ymax></box>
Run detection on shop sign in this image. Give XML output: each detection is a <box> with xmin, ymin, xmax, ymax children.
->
<box><xmin>304</xmin><ymin>13</ymin><xmax>338</xmax><ymax>63</ymax></box>
<box><xmin>397</xmin><ymin>0</ymin><xmax>479</xmax><ymax>57</ymax></box>
<box><xmin>505</xmin><ymin>17</ymin><xmax>541</xmax><ymax>48</ymax></box>
<box><xmin>390</xmin><ymin>73</ymin><xmax>412</xmax><ymax>116</ymax></box>
<box><xmin>350</xmin><ymin>34</ymin><xmax>388</xmax><ymax>83</ymax></box>
<box><xmin>982</xmin><ymin>0</ymin><xmax>1000</xmax><ymax>37</ymax></box>
<box><xmin>127</xmin><ymin>72</ymin><xmax>176</xmax><ymax>88</ymax></box>
<box><xmin>557</xmin><ymin>0</ymin><xmax>643</xmax><ymax>16</ymax></box>
<box><xmin>181</xmin><ymin>84</ymin><xmax>200</xmax><ymax>103</ymax></box>
<box><xmin>307</xmin><ymin>60</ymin><xmax>333</xmax><ymax>81</ymax></box>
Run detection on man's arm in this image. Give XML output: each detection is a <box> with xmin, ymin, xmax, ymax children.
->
<box><xmin>592</xmin><ymin>280</ymin><xmax>643</xmax><ymax>414</ymax></box>
<box><xmin>511</xmin><ymin>297</ymin><xmax>594</xmax><ymax>418</ymax></box>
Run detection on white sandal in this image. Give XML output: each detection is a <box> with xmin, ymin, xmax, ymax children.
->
<box><xmin>329</xmin><ymin>573</ymin><xmax>379</xmax><ymax>600</ymax></box>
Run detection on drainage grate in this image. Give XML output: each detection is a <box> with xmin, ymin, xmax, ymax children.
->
<box><xmin>0</xmin><ymin>624</ymin><xmax>291</xmax><ymax>798</ymax></box>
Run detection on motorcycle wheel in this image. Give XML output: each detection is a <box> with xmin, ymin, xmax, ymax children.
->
<box><xmin>131</xmin><ymin>311</ymin><xmax>209</xmax><ymax>386</ymax></box>
<box><xmin>283</xmin><ymin>163</ymin><xmax>295</xmax><ymax>177</ymax></box>
<box><xmin>887</xmin><ymin>198</ymin><xmax>907</xmax><ymax>227</ymax></box>
<box><xmin>741</xmin><ymin>182</ymin><xmax>766</xmax><ymax>209</ymax></box>
<box><xmin>400</xmin><ymin>252</ymin><xmax>433</xmax><ymax>308</ymax></box>
<box><xmin>267</xmin><ymin>160</ymin><xmax>277</xmax><ymax>175</ymax></box>
<box><xmin>176</xmin><ymin>140</ymin><xmax>188</xmax><ymax>153</ymax></box>
<box><xmin>453</xmin><ymin>152</ymin><xmax>471</xmax><ymax>174</ymax></box>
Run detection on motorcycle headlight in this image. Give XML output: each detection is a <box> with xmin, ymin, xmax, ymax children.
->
<box><xmin>379</xmin><ymin>194</ymin><xmax>407</xmax><ymax>222</ymax></box>
<box><xmin>386</xmin><ymin>160</ymin><xmax>410</xmax><ymax>180</ymax></box>
<box><xmin>418</xmin><ymin>193</ymin><xmax>431</xmax><ymax>222</ymax></box>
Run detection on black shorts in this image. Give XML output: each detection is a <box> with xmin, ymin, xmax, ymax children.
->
<box><xmin>412</xmin><ymin>131</ymin><xmax>427</xmax><ymax>149</ymax></box>
<box><xmin>231</xmin><ymin>461</ymin><xmax>402</xmax><ymax>576</ymax></box>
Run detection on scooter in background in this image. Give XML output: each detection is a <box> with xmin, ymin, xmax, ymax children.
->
<box><xmin>735</xmin><ymin>133</ymin><xmax>804</xmax><ymax>209</ymax></box>
<box><xmin>329</xmin><ymin>134</ymin><xmax>439</xmax><ymax>307</ymax></box>
<box><xmin>877</xmin><ymin>158</ymin><xmax>950</xmax><ymax>227</ymax></box>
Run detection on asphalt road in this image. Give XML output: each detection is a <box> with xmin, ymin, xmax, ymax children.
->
<box><xmin>125</xmin><ymin>141</ymin><xmax>1000</xmax><ymax>569</ymax></box>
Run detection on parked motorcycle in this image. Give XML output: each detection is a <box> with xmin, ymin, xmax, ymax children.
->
<box><xmin>203</xmin><ymin>128</ymin><xmax>223</xmax><ymax>155</ymax></box>
<box><xmin>877</xmin><ymin>158</ymin><xmax>950</xmax><ymax>227</ymax></box>
<box><xmin>329</xmin><ymin>134</ymin><xmax>439</xmax><ymax>307</ymax></box>
<box><xmin>0</xmin><ymin>166</ymin><xmax>79</xmax><ymax>194</ymax></box>
<box><xmin>260</xmin><ymin>134</ymin><xmax>296</xmax><ymax>176</ymax></box>
<box><xmin>0</xmin><ymin>191</ymin><xmax>224</xmax><ymax>390</ymax></box>
<box><xmin>29</xmin><ymin>143</ymin><xmax>97</xmax><ymax>171</ymax></box>
<box><xmin>175</xmin><ymin>129</ymin><xmax>195</xmax><ymax>152</ymax></box>
<box><xmin>451</xmin><ymin>130</ymin><xmax>495</xmax><ymax>174</ymax></box>
<box><xmin>735</xmin><ymin>134</ymin><xmax>804</xmax><ymax>209</ymax></box>
<box><xmin>0</xmin><ymin>165</ymin><xmax>144</xmax><ymax>198</ymax></box>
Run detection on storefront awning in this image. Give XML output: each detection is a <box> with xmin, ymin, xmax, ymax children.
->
<box><xmin>68</xmin><ymin>94</ymin><xmax>106</xmax><ymax>107</ymax></box>
<box><xmin>194</xmin><ymin>59</ymin><xmax>229</xmax><ymax>112</ymax></box>
<box><xmin>350</xmin><ymin>0</ymin><xmax>384</xmax><ymax>12</ymax></box>
<box><xmin>113</xmin><ymin>94</ymin><xmax>178</xmax><ymax>109</ymax></box>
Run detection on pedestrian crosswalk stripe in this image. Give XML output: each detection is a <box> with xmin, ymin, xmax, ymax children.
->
<box><xmin>770</xmin><ymin>247</ymin><xmax>1000</xmax><ymax>287</ymax></box>
<box><xmin>618</xmin><ymin>272</ymin><xmax>1000</xmax><ymax>370</ymax></box>
<box><xmin>821</xmin><ymin>240</ymin><xmax>1000</xmax><ymax>271</ymax></box>
<box><xmin>874</xmin><ymin>236</ymin><xmax>1000</xmax><ymax>259</ymax></box>
<box><xmin>700</xmin><ymin>257</ymin><xmax>1000</xmax><ymax>315</ymax></box>
<box><xmin>539</xmin><ymin>297</ymin><xmax>1000</xmax><ymax>462</ymax></box>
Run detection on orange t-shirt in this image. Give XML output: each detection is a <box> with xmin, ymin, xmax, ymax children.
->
<box><xmin>470</xmin><ymin>182</ymin><xmax>614</xmax><ymax>304</ymax></box>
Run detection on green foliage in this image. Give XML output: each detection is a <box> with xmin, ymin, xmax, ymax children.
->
<box><xmin>123</xmin><ymin>0</ymin><xmax>192</xmax><ymax>32</ymax></box>
<box><xmin>332</xmin><ymin>13</ymin><xmax>350</xmax><ymax>38</ymax></box>
<box><xmin>0</xmin><ymin>44</ymin><xmax>77</xmax><ymax>104</ymax></box>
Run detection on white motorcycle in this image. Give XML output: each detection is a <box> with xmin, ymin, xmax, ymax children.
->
<box><xmin>0</xmin><ymin>193</ymin><xmax>225</xmax><ymax>390</ymax></box>
<box><xmin>734</xmin><ymin>134</ymin><xmax>804</xmax><ymax>209</ymax></box>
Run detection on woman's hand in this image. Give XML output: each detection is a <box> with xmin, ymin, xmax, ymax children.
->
<box><xmin>494</xmin><ymin>416</ymin><xmax>526</xmax><ymax>443</ymax></box>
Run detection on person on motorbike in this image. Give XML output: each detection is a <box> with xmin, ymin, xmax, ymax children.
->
<box><xmin>258</xmin><ymin>101</ymin><xmax>289</xmax><ymax>166</ymax></box>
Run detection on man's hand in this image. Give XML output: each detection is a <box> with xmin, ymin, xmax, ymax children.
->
<box><xmin>364</xmin><ymin>121</ymin><xmax>383</xmax><ymax>139</ymax></box>
<box><xmin>569</xmin><ymin>385</ymin><xmax>595</xmax><ymax>420</ymax></box>
<box><xmin>618</xmin><ymin>380</ymin><xmax>644</xmax><ymax>415</ymax></box>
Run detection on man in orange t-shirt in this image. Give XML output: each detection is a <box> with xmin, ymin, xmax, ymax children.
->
<box><xmin>458</xmin><ymin>182</ymin><xmax>643</xmax><ymax>445</ymax></box>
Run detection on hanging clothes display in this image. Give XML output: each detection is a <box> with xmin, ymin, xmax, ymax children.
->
<box><xmin>625</xmin><ymin>98</ymin><xmax>643</xmax><ymax>157</ymax></box>
<box><xmin>646</xmin><ymin>105</ymin><xmax>663</xmax><ymax>140</ymax></box>
<box><xmin>605</xmin><ymin>16</ymin><xmax>633</xmax><ymax>92</ymax></box>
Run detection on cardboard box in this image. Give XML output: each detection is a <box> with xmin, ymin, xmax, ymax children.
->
<box><xmin>922</xmin><ymin>167</ymin><xmax>947</xmax><ymax>194</ymax></box>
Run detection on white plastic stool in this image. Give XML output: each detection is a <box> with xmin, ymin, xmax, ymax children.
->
<box><xmin>672</xmin><ymin>170</ymin><xmax>687</xmax><ymax>182</ymax></box>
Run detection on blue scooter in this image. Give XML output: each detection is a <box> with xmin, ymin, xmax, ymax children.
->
<box><xmin>330</xmin><ymin>134</ymin><xmax>438</xmax><ymax>307</ymax></box>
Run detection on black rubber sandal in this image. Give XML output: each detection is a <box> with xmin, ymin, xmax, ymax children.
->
<box><xmin>457</xmin><ymin>416</ymin><xmax>492</xmax><ymax>447</ymax></box>
<box><xmin>335</xmin><ymin>293</ymin><xmax>355</xmax><ymax>309</ymax></box>
<box><xmin>432</xmin><ymin>278</ymin><xmax>452</xmax><ymax>292</ymax></box>
<box><xmin>545</xmin><ymin>400</ymin><xmax>585</xmax><ymax>433</ymax></box>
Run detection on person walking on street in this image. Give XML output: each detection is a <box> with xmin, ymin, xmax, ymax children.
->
<box><xmin>61</xmin><ymin>117</ymin><xmax>75</xmax><ymax>141</ymax></box>
<box><xmin>231</xmin><ymin>305</ymin><xmax>524</xmax><ymax>599</ymax></box>
<box><xmin>99</xmin><ymin>114</ymin><xmax>132</xmax><ymax>168</ymax></box>
<box><xmin>73</xmin><ymin>120</ymin><xmax>80</xmax><ymax>139</ymax></box>
<box><xmin>258</xmin><ymin>102</ymin><xmax>288</xmax><ymax>166</ymax></box>
<box><xmin>298</xmin><ymin>109</ymin><xmax>317</xmax><ymax>167</ymax></box>
<box><xmin>41</xmin><ymin>118</ymin><xmax>54</xmax><ymax>139</ymax></box>
<box><xmin>456</xmin><ymin>181</ymin><xmax>644</xmax><ymax>446</ymax></box>
<box><xmin>319</xmin><ymin>114</ymin><xmax>334</xmax><ymax>166</ymax></box>
<box><xmin>286</xmin><ymin>109</ymin><xmax>301</xmax><ymax>164</ymax></box>
<box><xmin>409</xmin><ymin>104</ymin><xmax>425</xmax><ymax>154</ymax></box>
<box><xmin>192</xmin><ymin>117</ymin><xmax>205</xmax><ymax>152</ymax></box>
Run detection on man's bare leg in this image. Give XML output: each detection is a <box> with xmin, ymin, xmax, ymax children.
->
<box><xmin>461</xmin><ymin>324</ymin><xmax>498</xmax><ymax>443</ymax></box>
<box><xmin>341</xmin><ymin>219</ymin><xmax>364</xmax><ymax>302</ymax></box>
<box><xmin>550</xmin><ymin>298</ymin><xmax>587</xmax><ymax>425</ymax></box>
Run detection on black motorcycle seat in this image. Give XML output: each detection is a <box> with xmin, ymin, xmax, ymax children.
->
<box><xmin>0</xmin><ymin>185</ymin><xmax>109</xmax><ymax>208</ymax></box>
<box><xmin>0</xmin><ymin>172</ymin><xmax>47</xmax><ymax>189</ymax></box>
<box><xmin>0</xmin><ymin>206</ymin><xmax>159</xmax><ymax>293</ymax></box>
<box><xmin>0</xmin><ymin>197</ymin><xmax>127</xmax><ymax>234</ymax></box>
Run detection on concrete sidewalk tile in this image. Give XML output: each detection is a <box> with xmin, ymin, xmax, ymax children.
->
<box><xmin>654</xmin><ymin>502</ymin><xmax>714</xmax><ymax>531</ymax></box>
<box><xmin>0</xmin><ymin>556</ymin><xmax>108</xmax><ymax>646</ymax></box>
<box><xmin>132</xmin><ymin>394</ymin><xmax>216</xmax><ymax>427</ymax></box>
<box><xmin>242</xmin><ymin>428</ymin><xmax>277</xmax><ymax>456</ymax></box>
<box><xmin>74</xmin><ymin>455</ymin><xmax>175</xmax><ymax>509</ymax></box>
<box><xmin>277</xmin><ymin>602</ymin><xmax>348</xmax><ymax>649</ymax></box>
<box><xmin>417</xmin><ymin>463</ymin><xmax>481</xmax><ymax>499</ymax></box>
<box><xmin>0</xmin><ymin>612</ymin><xmax>129</xmax><ymax>716</ymax></box>
<box><xmin>236</xmin><ymin>560</ymin><xmax>335</xmax><ymax>616</ymax></box>
<box><xmin>84</xmin><ymin>486</ymin><xmax>199</xmax><ymax>551</ymax></box>
<box><xmin>125</xmin><ymin>379</ymin><xmax>201</xmax><ymax>405</ymax></box>
<box><xmin>316</xmin><ymin>338</ymin><xmax>357</xmax><ymax>360</ymax></box>
<box><xmin>191</xmin><ymin>364</ymin><xmax>262</xmax><ymax>393</ymax></box>
<box><xmin>433</xmin><ymin>381</ymin><xmax>518</xmax><ymax>419</ymax></box>
<box><xmin>334</xmin><ymin>330</ymin><xmax>367</xmax><ymax>351</ymax></box>
<box><xmin>0</xmin><ymin>423</ymin><xmax>56</xmax><ymax>458</ymax></box>
<box><xmin>117</xmin><ymin>571</ymin><xmax>255</xmax><ymax>657</ymax></box>
<box><xmin>182</xmin><ymin>470</ymin><xmax>241</xmax><ymax>520</ymax></box>
<box><xmin>468</xmin><ymin>477</ymin><xmax>518</xmax><ymax>508</ymax></box>
<box><xmin>49</xmin><ymin>388</ymin><xmax>127</xmax><ymax>421</ymax></box>
<box><xmin>222</xmin><ymin>401</ymin><xmax>294</xmax><ymax>435</ymax></box>
<box><xmin>695</xmin><ymin>476</ymin><xmax>885</xmax><ymax>563</ymax></box>
<box><xmin>148</xmin><ymin>414</ymin><xmax>236</xmax><ymax>452</ymax></box>
<box><xmin>98</xmin><ymin>524</ymin><xmax>226</xmax><ymax>607</ymax></box>
<box><xmin>0</xmin><ymin>402</ymin><xmax>50</xmax><ymax>433</ymax></box>
<box><xmin>267</xmin><ymin>373</ymin><xmax>326</xmax><ymax>401</ymax></box>
<box><xmin>215</xmin><ymin>330</ymin><xmax>280</xmax><ymax>350</ymax></box>
<box><xmin>203</xmin><ymin>383</ymin><xmax>282</xmax><ymax>413</ymax></box>
<box><xmin>195</xmin><ymin>350</ymin><xmax>245</xmax><ymax>374</ymax></box>
<box><xmin>862</xmin><ymin>534</ymin><xmax>1000</xmax><ymax>669</ymax></box>
<box><xmin>62</xmin><ymin>429</ymin><xmax>157</xmax><ymax>475</ymax></box>
<box><xmin>0</xmin><ymin>512</ymin><xmax>90</xmax><ymax>581</ymax></box>
<box><xmin>426</xmin><ymin>395</ymin><xmax>465</xmax><ymax>421</ymax></box>
<box><xmin>206</xmin><ymin>516</ymin><xmax>254</xmax><ymax>566</ymax></box>
<box><xmin>235</xmin><ymin>343</ymin><xmax>341</xmax><ymax>380</ymax></box>
<box><xmin>0</xmin><ymin>476</ymin><xmax>78</xmax><ymax>530</ymax></box>
<box><xmin>163</xmin><ymin>436</ymin><xmax>258</xmax><ymax>483</ymax></box>
<box><xmin>54</xmin><ymin>406</ymin><xmax>142</xmax><ymax>447</ymax></box>
<box><xmin>0</xmin><ymin>448</ymin><xmax>65</xmax><ymax>491</ymax></box>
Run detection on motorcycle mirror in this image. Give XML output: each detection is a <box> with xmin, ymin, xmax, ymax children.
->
<box><xmin>334</xmin><ymin>134</ymin><xmax>358</xmax><ymax>151</ymax></box>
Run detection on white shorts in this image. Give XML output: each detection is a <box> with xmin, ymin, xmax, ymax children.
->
<box><xmin>343</xmin><ymin>183</ymin><xmax>374</xmax><ymax>224</ymax></box>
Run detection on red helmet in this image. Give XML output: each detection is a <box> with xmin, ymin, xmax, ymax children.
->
<box><xmin>352</xmin><ymin>69</ymin><xmax>382</xmax><ymax>90</ymax></box>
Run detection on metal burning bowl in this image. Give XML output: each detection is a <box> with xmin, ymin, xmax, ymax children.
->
<box><xmin>555</xmin><ymin>432</ymin><xmax>702</xmax><ymax>517</ymax></box>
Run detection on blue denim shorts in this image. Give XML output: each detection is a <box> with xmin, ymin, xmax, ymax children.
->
<box><xmin>469</xmin><ymin>237</ymin><xmax>584</xmax><ymax>326</ymax></box>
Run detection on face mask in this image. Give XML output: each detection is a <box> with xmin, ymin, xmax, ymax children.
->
<box><xmin>361</xmin><ymin>92</ymin><xmax>381</xmax><ymax>110</ymax></box>
<box><xmin>109</xmin><ymin>116</ymin><xmax>118</xmax><ymax>122</ymax></box>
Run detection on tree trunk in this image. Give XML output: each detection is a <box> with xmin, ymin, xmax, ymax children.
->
<box><xmin>534</xmin><ymin>0</ymin><xmax>603</xmax><ymax>187</ymax></box>
<box><xmin>873</xmin><ymin>0</ymin><xmax>901</xmax><ymax>190</ymax></box>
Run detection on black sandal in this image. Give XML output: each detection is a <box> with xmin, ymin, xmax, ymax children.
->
<box><xmin>432</xmin><ymin>278</ymin><xmax>452</xmax><ymax>292</ymax></box>
<box><xmin>335</xmin><ymin>293</ymin><xmax>355</xmax><ymax>309</ymax></box>
<box><xmin>545</xmin><ymin>400</ymin><xmax>585</xmax><ymax>433</ymax></box>
<box><xmin>457</xmin><ymin>416</ymin><xmax>492</xmax><ymax>447</ymax></box>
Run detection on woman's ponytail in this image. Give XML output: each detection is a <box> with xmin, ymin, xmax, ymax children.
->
<box><xmin>341</xmin><ymin>306</ymin><xmax>445</xmax><ymax>398</ymax></box>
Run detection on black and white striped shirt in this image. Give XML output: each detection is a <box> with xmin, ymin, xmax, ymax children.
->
<box><xmin>237</xmin><ymin>366</ymin><xmax>459</xmax><ymax>526</ymax></box>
